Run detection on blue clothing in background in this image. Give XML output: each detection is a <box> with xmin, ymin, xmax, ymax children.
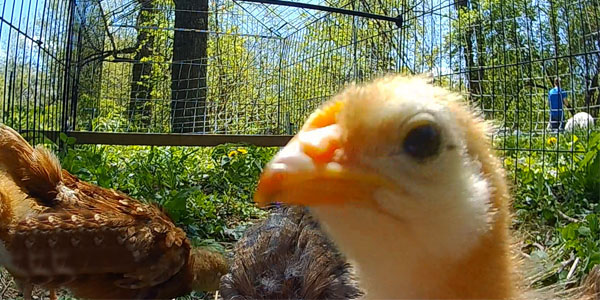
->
<box><xmin>548</xmin><ymin>87</ymin><xmax>567</xmax><ymax>118</ymax></box>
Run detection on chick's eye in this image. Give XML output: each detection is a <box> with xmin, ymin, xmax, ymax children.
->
<box><xmin>402</xmin><ymin>124</ymin><xmax>442</xmax><ymax>161</ymax></box>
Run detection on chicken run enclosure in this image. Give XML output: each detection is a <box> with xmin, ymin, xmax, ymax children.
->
<box><xmin>1</xmin><ymin>0</ymin><xmax>600</xmax><ymax>185</ymax></box>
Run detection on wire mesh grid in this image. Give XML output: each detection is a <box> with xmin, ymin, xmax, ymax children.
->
<box><xmin>72</xmin><ymin>0</ymin><xmax>285</xmax><ymax>134</ymax></box>
<box><xmin>396</xmin><ymin>0</ymin><xmax>600</xmax><ymax>191</ymax></box>
<box><xmin>69</xmin><ymin>0</ymin><xmax>409</xmax><ymax>135</ymax></box>
<box><xmin>0</xmin><ymin>0</ymin><xmax>75</xmax><ymax>143</ymax></box>
<box><xmin>1</xmin><ymin>0</ymin><xmax>600</xmax><ymax>193</ymax></box>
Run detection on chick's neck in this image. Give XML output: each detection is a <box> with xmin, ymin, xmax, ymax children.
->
<box><xmin>309</xmin><ymin>202</ymin><xmax>515</xmax><ymax>299</ymax></box>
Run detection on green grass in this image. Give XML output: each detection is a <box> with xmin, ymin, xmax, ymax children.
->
<box><xmin>496</xmin><ymin>129</ymin><xmax>600</xmax><ymax>285</ymax></box>
<box><xmin>57</xmin><ymin>140</ymin><xmax>278</xmax><ymax>241</ymax></box>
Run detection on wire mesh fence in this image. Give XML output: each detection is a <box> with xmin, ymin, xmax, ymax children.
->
<box><xmin>0</xmin><ymin>0</ymin><xmax>75</xmax><ymax>143</ymax></box>
<box><xmin>1</xmin><ymin>0</ymin><xmax>599</xmax><ymax>192</ymax></box>
<box><xmin>68</xmin><ymin>0</ymin><xmax>408</xmax><ymax>136</ymax></box>
<box><xmin>72</xmin><ymin>0</ymin><xmax>285</xmax><ymax>134</ymax></box>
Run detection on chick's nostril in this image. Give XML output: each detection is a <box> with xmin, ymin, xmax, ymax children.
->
<box><xmin>298</xmin><ymin>124</ymin><xmax>342</xmax><ymax>164</ymax></box>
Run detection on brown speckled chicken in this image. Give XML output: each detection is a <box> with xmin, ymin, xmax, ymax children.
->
<box><xmin>0</xmin><ymin>125</ymin><xmax>228</xmax><ymax>300</ymax></box>
<box><xmin>219</xmin><ymin>205</ymin><xmax>363</xmax><ymax>300</ymax></box>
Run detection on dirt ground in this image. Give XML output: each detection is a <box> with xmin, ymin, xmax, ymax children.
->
<box><xmin>0</xmin><ymin>268</ymin><xmax>61</xmax><ymax>299</ymax></box>
<box><xmin>0</xmin><ymin>268</ymin><xmax>216</xmax><ymax>300</ymax></box>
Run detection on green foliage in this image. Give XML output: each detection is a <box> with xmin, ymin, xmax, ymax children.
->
<box><xmin>558</xmin><ymin>214</ymin><xmax>600</xmax><ymax>275</ymax></box>
<box><xmin>504</xmin><ymin>131</ymin><xmax>600</xmax><ymax>282</ymax></box>
<box><xmin>58</xmin><ymin>144</ymin><xmax>277</xmax><ymax>240</ymax></box>
<box><xmin>203</xmin><ymin>145</ymin><xmax>277</xmax><ymax>201</ymax></box>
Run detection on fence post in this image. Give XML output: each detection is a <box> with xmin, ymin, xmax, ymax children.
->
<box><xmin>61</xmin><ymin>0</ymin><xmax>77</xmax><ymax>135</ymax></box>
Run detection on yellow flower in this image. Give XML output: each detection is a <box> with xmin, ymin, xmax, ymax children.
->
<box><xmin>572</xmin><ymin>135</ymin><xmax>579</xmax><ymax>143</ymax></box>
<box><xmin>228</xmin><ymin>150</ymin><xmax>238</xmax><ymax>158</ymax></box>
<box><xmin>237</xmin><ymin>148</ymin><xmax>248</xmax><ymax>154</ymax></box>
<box><xmin>546</xmin><ymin>137</ymin><xmax>557</xmax><ymax>146</ymax></box>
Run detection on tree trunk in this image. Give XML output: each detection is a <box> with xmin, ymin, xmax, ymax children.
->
<box><xmin>474</xmin><ymin>4</ymin><xmax>485</xmax><ymax>95</ymax></box>
<box><xmin>455</xmin><ymin>0</ymin><xmax>484</xmax><ymax>101</ymax></box>
<box><xmin>171</xmin><ymin>0</ymin><xmax>208</xmax><ymax>133</ymax></box>
<box><xmin>128</xmin><ymin>0</ymin><xmax>155</xmax><ymax>127</ymax></box>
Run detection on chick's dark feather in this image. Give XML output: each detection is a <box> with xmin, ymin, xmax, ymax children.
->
<box><xmin>220</xmin><ymin>205</ymin><xmax>363</xmax><ymax>299</ymax></box>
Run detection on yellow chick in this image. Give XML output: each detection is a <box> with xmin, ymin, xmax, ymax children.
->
<box><xmin>254</xmin><ymin>74</ymin><xmax>599</xmax><ymax>300</ymax></box>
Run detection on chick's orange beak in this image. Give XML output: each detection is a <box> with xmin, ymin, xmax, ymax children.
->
<box><xmin>254</xmin><ymin>105</ymin><xmax>394</xmax><ymax>208</ymax></box>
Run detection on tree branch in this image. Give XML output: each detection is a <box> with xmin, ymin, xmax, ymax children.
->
<box><xmin>97</xmin><ymin>0</ymin><xmax>118</xmax><ymax>54</ymax></box>
<box><xmin>80</xmin><ymin>47</ymin><xmax>138</xmax><ymax>66</ymax></box>
<box><xmin>524</xmin><ymin>81</ymin><xmax>548</xmax><ymax>90</ymax></box>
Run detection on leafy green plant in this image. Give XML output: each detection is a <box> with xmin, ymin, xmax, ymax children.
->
<box><xmin>202</xmin><ymin>145</ymin><xmax>277</xmax><ymax>200</ymax></box>
<box><xmin>578</xmin><ymin>133</ymin><xmax>600</xmax><ymax>202</ymax></box>
<box><xmin>558</xmin><ymin>214</ymin><xmax>600</xmax><ymax>276</ymax></box>
<box><xmin>503</xmin><ymin>131</ymin><xmax>600</xmax><ymax>282</ymax></box>
<box><xmin>58</xmin><ymin>144</ymin><xmax>277</xmax><ymax>240</ymax></box>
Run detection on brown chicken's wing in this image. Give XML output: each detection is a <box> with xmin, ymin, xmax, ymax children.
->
<box><xmin>5</xmin><ymin>209</ymin><xmax>189</xmax><ymax>291</ymax></box>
